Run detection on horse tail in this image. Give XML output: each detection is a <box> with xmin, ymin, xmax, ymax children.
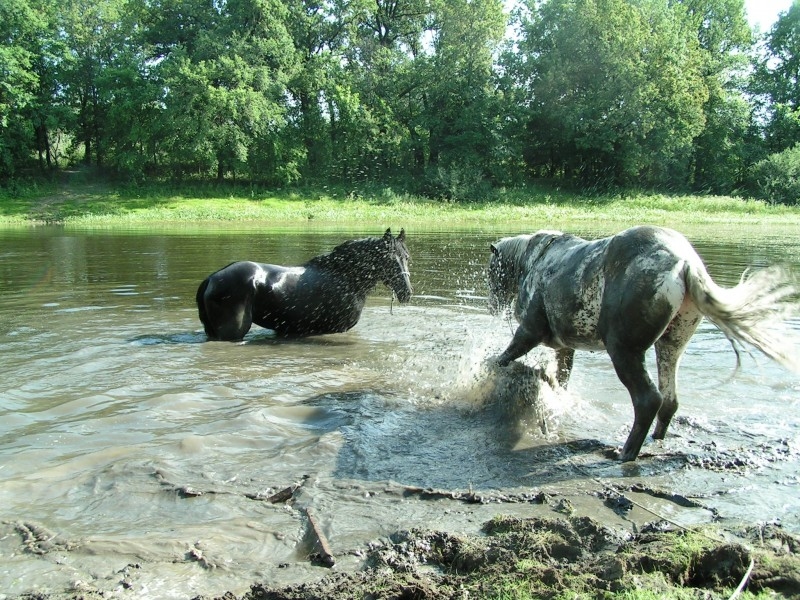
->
<box><xmin>196</xmin><ymin>277</ymin><xmax>215</xmax><ymax>338</ymax></box>
<box><xmin>685</xmin><ymin>262</ymin><xmax>799</xmax><ymax>372</ymax></box>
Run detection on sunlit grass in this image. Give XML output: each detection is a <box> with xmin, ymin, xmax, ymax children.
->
<box><xmin>1</xmin><ymin>180</ymin><xmax>797</xmax><ymax>230</ymax></box>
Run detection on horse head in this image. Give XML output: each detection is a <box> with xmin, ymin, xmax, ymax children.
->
<box><xmin>488</xmin><ymin>231</ymin><xmax>562</xmax><ymax>315</ymax></box>
<box><xmin>381</xmin><ymin>228</ymin><xmax>412</xmax><ymax>303</ymax></box>
<box><xmin>488</xmin><ymin>241</ymin><xmax>516</xmax><ymax>315</ymax></box>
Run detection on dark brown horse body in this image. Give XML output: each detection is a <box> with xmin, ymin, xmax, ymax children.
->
<box><xmin>197</xmin><ymin>229</ymin><xmax>411</xmax><ymax>340</ymax></box>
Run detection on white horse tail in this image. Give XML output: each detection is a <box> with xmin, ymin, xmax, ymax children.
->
<box><xmin>684</xmin><ymin>262</ymin><xmax>800</xmax><ymax>372</ymax></box>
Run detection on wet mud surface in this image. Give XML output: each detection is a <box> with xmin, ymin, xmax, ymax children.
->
<box><xmin>4</xmin><ymin>363</ymin><xmax>800</xmax><ymax>599</ymax></box>
<box><xmin>7</xmin><ymin>443</ymin><xmax>800</xmax><ymax>600</ymax></box>
<box><xmin>10</xmin><ymin>507</ymin><xmax>800</xmax><ymax>599</ymax></box>
<box><xmin>236</xmin><ymin>516</ymin><xmax>800</xmax><ymax>600</ymax></box>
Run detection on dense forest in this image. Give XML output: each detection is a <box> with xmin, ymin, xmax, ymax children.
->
<box><xmin>3</xmin><ymin>0</ymin><xmax>800</xmax><ymax>203</ymax></box>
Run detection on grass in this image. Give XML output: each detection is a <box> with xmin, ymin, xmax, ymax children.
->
<box><xmin>481</xmin><ymin>527</ymin><xmax>777</xmax><ymax>600</ymax></box>
<box><xmin>1</xmin><ymin>179</ymin><xmax>799</xmax><ymax>231</ymax></box>
<box><xmin>468</xmin><ymin>517</ymin><xmax>788</xmax><ymax>600</ymax></box>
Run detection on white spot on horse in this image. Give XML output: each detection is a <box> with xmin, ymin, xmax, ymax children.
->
<box><xmin>270</xmin><ymin>267</ymin><xmax>304</xmax><ymax>291</ymax></box>
<box><xmin>252</xmin><ymin>264</ymin><xmax>268</xmax><ymax>287</ymax></box>
<box><xmin>653</xmin><ymin>260</ymin><xmax>687</xmax><ymax>312</ymax></box>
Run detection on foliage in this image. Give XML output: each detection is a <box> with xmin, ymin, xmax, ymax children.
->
<box><xmin>749</xmin><ymin>143</ymin><xmax>800</xmax><ymax>204</ymax></box>
<box><xmin>751</xmin><ymin>1</ymin><xmax>800</xmax><ymax>155</ymax></box>
<box><xmin>684</xmin><ymin>0</ymin><xmax>755</xmax><ymax>193</ymax></box>
<box><xmin>1</xmin><ymin>0</ymin><xmax>800</xmax><ymax>198</ymax></box>
<box><xmin>506</xmin><ymin>0</ymin><xmax>714</xmax><ymax>188</ymax></box>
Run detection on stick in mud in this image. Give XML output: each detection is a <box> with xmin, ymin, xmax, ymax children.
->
<box><xmin>305</xmin><ymin>507</ymin><xmax>335</xmax><ymax>567</ymax></box>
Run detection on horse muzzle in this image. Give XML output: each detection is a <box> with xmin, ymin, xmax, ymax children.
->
<box><xmin>394</xmin><ymin>272</ymin><xmax>412</xmax><ymax>303</ymax></box>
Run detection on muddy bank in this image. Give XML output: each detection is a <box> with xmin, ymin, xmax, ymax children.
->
<box><xmin>9</xmin><ymin>479</ymin><xmax>800</xmax><ymax>600</ymax></box>
<box><xmin>224</xmin><ymin>514</ymin><xmax>800</xmax><ymax>600</ymax></box>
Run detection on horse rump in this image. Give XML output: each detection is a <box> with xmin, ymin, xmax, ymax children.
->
<box><xmin>195</xmin><ymin>276</ymin><xmax>216</xmax><ymax>338</ymax></box>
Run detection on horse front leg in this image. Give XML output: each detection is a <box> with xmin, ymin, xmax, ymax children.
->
<box><xmin>608</xmin><ymin>346</ymin><xmax>663</xmax><ymax>462</ymax></box>
<box><xmin>555</xmin><ymin>348</ymin><xmax>575</xmax><ymax>388</ymax></box>
<box><xmin>496</xmin><ymin>325</ymin><xmax>542</xmax><ymax>367</ymax></box>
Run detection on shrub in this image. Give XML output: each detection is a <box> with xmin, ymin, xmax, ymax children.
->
<box><xmin>749</xmin><ymin>144</ymin><xmax>800</xmax><ymax>205</ymax></box>
<box><xmin>420</xmin><ymin>160</ymin><xmax>493</xmax><ymax>202</ymax></box>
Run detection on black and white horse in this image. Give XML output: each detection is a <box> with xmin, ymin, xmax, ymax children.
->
<box><xmin>197</xmin><ymin>229</ymin><xmax>412</xmax><ymax>340</ymax></box>
<box><xmin>488</xmin><ymin>225</ymin><xmax>798</xmax><ymax>461</ymax></box>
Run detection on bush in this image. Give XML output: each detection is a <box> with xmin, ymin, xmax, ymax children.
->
<box><xmin>420</xmin><ymin>160</ymin><xmax>493</xmax><ymax>202</ymax></box>
<box><xmin>749</xmin><ymin>144</ymin><xmax>800</xmax><ymax>205</ymax></box>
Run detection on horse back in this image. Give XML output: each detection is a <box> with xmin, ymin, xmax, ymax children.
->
<box><xmin>523</xmin><ymin>226</ymin><xmax>696</xmax><ymax>351</ymax></box>
<box><xmin>205</xmin><ymin>261</ymin><xmax>300</xmax><ymax>290</ymax></box>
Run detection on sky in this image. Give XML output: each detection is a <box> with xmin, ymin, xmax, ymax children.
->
<box><xmin>744</xmin><ymin>0</ymin><xmax>794</xmax><ymax>32</ymax></box>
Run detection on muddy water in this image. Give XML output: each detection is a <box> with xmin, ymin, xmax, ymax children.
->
<box><xmin>1</xmin><ymin>225</ymin><xmax>799</xmax><ymax>598</ymax></box>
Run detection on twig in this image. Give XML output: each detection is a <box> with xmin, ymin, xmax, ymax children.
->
<box><xmin>729</xmin><ymin>558</ymin><xmax>755</xmax><ymax>600</ymax></box>
<box><xmin>305</xmin><ymin>507</ymin><xmax>335</xmax><ymax>567</ymax></box>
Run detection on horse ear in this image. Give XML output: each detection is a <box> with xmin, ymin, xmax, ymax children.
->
<box><xmin>383</xmin><ymin>228</ymin><xmax>392</xmax><ymax>240</ymax></box>
<box><xmin>397</xmin><ymin>228</ymin><xmax>405</xmax><ymax>242</ymax></box>
<box><xmin>490</xmin><ymin>243</ymin><xmax>499</xmax><ymax>255</ymax></box>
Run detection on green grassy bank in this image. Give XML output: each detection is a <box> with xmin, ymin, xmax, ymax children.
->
<box><xmin>1</xmin><ymin>180</ymin><xmax>798</xmax><ymax>231</ymax></box>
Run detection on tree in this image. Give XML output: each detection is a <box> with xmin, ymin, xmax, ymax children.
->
<box><xmin>752</xmin><ymin>1</ymin><xmax>800</xmax><ymax>155</ymax></box>
<box><xmin>342</xmin><ymin>0</ymin><xmax>430</xmax><ymax>180</ymax></box>
<box><xmin>680</xmin><ymin>0</ymin><xmax>754</xmax><ymax>193</ymax></box>
<box><xmin>0</xmin><ymin>0</ymin><xmax>64</xmax><ymax>177</ymax></box>
<box><xmin>57</xmin><ymin>0</ymin><xmax>133</xmax><ymax>167</ymax></box>
<box><xmin>142</xmin><ymin>0</ymin><xmax>299</xmax><ymax>181</ymax></box>
<box><xmin>418</xmin><ymin>0</ymin><xmax>506</xmax><ymax>196</ymax></box>
<box><xmin>507</xmin><ymin>0</ymin><xmax>708</xmax><ymax>188</ymax></box>
<box><xmin>283</xmin><ymin>0</ymin><xmax>359</xmax><ymax>176</ymax></box>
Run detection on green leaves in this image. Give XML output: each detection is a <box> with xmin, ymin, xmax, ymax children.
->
<box><xmin>506</xmin><ymin>0</ymin><xmax>709</xmax><ymax>187</ymax></box>
<box><xmin>0</xmin><ymin>0</ymin><xmax>797</xmax><ymax>199</ymax></box>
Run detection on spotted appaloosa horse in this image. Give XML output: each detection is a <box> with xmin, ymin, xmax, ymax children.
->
<box><xmin>197</xmin><ymin>229</ymin><xmax>412</xmax><ymax>340</ymax></box>
<box><xmin>487</xmin><ymin>225</ymin><xmax>798</xmax><ymax>461</ymax></box>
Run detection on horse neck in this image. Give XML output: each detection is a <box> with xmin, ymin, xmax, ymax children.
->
<box><xmin>501</xmin><ymin>237</ymin><xmax>530</xmax><ymax>282</ymax></box>
<box><xmin>307</xmin><ymin>240</ymin><xmax>383</xmax><ymax>295</ymax></box>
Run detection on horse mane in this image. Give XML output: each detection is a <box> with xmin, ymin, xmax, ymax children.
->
<box><xmin>495</xmin><ymin>236</ymin><xmax>536</xmax><ymax>273</ymax></box>
<box><xmin>496</xmin><ymin>235</ymin><xmax>532</xmax><ymax>262</ymax></box>
<box><xmin>304</xmin><ymin>236</ymin><xmax>384</xmax><ymax>271</ymax></box>
<box><xmin>498</xmin><ymin>230</ymin><xmax>568</xmax><ymax>268</ymax></box>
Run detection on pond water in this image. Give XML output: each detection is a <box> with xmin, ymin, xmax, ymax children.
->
<box><xmin>1</xmin><ymin>224</ymin><xmax>799</xmax><ymax>598</ymax></box>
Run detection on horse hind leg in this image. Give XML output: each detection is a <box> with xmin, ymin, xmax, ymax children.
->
<box><xmin>196</xmin><ymin>278</ymin><xmax>215</xmax><ymax>337</ymax></box>
<box><xmin>209</xmin><ymin>298</ymin><xmax>253</xmax><ymax>341</ymax></box>
<box><xmin>652</xmin><ymin>308</ymin><xmax>702</xmax><ymax>439</ymax></box>
<box><xmin>607</xmin><ymin>345</ymin><xmax>663</xmax><ymax>462</ymax></box>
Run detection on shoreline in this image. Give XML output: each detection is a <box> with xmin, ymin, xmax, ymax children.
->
<box><xmin>8</xmin><ymin>476</ymin><xmax>800</xmax><ymax>599</ymax></box>
<box><xmin>1</xmin><ymin>181</ymin><xmax>799</xmax><ymax>231</ymax></box>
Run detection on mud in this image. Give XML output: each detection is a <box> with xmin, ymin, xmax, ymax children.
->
<box><xmin>8</xmin><ymin>481</ymin><xmax>800</xmax><ymax>600</ymax></box>
<box><xmin>4</xmin><ymin>360</ymin><xmax>800</xmax><ymax>599</ymax></box>
<box><xmin>248</xmin><ymin>516</ymin><xmax>799</xmax><ymax>599</ymax></box>
<box><xmin>217</xmin><ymin>515</ymin><xmax>800</xmax><ymax>600</ymax></box>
